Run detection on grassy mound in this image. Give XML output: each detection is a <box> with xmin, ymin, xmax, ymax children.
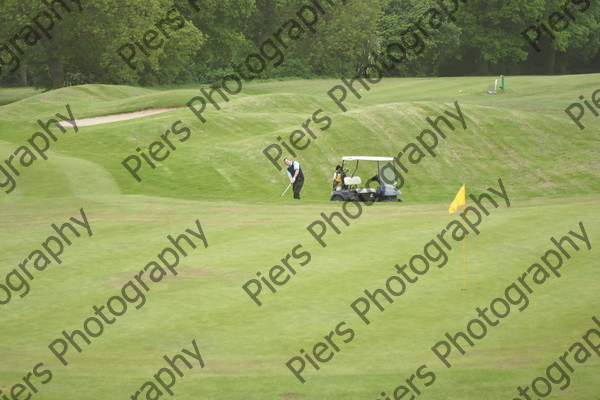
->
<box><xmin>1</xmin><ymin>75</ymin><xmax>598</xmax><ymax>202</ymax></box>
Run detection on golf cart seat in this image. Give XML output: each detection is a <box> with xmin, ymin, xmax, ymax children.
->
<box><xmin>356</xmin><ymin>188</ymin><xmax>376</xmax><ymax>194</ymax></box>
<box><xmin>343</xmin><ymin>176</ymin><xmax>375</xmax><ymax>194</ymax></box>
<box><xmin>344</xmin><ymin>176</ymin><xmax>361</xmax><ymax>186</ymax></box>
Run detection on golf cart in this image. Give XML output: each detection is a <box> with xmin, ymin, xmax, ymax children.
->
<box><xmin>330</xmin><ymin>156</ymin><xmax>403</xmax><ymax>202</ymax></box>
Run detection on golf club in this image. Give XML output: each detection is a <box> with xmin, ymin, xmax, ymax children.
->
<box><xmin>280</xmin><ymin>183</ymin><xmax>292</xmax><ymax>197</ymax></box>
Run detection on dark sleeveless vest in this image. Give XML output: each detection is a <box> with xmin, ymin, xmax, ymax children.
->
<box><xmin>287</xmin><ymin>162</ymin><xmax>304</xmax><ymax>181</ymax></box>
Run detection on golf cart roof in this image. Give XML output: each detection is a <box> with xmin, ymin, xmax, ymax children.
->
<box><xmin>342</xmin><ymin>156</ymin><xmax>395</xmax><ymax>161</ymax></box>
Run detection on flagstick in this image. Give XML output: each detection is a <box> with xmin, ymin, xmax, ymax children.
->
<box><xmin>462</xmin><ymin>185</ymin><xmax>467</xmax><ymax>291</ymax></box>
<box><xmin>462</xmin><ymin>215</ymin><xmax>466</xmax><ymax>291</ymax></box>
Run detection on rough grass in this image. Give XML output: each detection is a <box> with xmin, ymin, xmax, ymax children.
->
<box><xmin>0</xmin><ymin>87</ymin><xmax>40</xmax><ymax>106</ymax></box>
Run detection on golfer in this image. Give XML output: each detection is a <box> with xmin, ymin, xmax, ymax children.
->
<box><xmin>284</xmin><ymin>158</ymin><xmax>304</xmax><ymax>200</ymax></box>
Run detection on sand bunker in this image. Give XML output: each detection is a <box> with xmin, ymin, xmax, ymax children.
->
<box><xmin>64</xmin><ymin>107</ymin><xmax>183</xmax><ymax>127</ymax></box>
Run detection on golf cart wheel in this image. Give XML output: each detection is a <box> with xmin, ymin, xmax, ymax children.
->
<box><xmin>330</xmin><ymin>194</ymin><xmax>344</xmax><ymax>201</ymax></box>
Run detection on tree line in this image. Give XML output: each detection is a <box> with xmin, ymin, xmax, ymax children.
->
<box><xmin>1</xmin><ymin>0</ymin><xmax>598</xmax><ymax>89</ymax></box>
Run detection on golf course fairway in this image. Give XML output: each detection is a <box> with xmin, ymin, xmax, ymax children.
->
<box><xmin>0</xmin><ymin>75</ymin><xmax>598</xmax><ymax>399</ymax></box>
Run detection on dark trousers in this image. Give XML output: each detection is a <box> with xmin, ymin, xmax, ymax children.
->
<box><xmin>293</xmin><ymin>178</ymin><xmax>304</xmax><ymax>199</ymax></box>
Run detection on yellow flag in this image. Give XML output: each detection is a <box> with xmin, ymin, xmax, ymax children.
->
<box><xmin>448</xmin><ymin>184</ymin><xmax>466</xmax><ymax>214</ymax></box>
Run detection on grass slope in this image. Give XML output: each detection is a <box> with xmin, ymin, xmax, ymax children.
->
<box><xmin>1</xmin><ymin>75</ymin><xmax>598</xmax><ymax>203</ymax></box>
<box><xmin>0</xmin><ymin>75</ymin><xmax>598</xmax><ymax>400</ymax></box>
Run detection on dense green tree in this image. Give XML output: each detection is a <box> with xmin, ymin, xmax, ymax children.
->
<box><xmin>452</xmin><ymin>0</ymin><xmax>547</xmax><ymax>74</ymax></box>
<box><xmin>249</xmin><ymin>0</ymin><xmax>382</xmax><ymax>77</ymax></box>
<box><xmin>377</xmin><ymin>0</ymin><xmax>462</xmax><ymax>76</ymax></box>
<box><xmin>0</xmin><ymin>0</ymin><xmax>205</xmax><ymax>88</ymax></box>
<box><xmin>175</xmin><ymin>0</ymin><xmax>254</xmax><ymax>73</ymax></box>
<box><xmin>520</xmin><ymin>0</ymin><xmax>600</xmax><ymax>74</ymax></box>
<box><xmin>1</xmin><ymin>0</ymin><xmax>598</xmax><ymax>88</ymax></box>
<box><xmin>305</xmin><ymin>0</ymin><xmax>381</xmax><ymax>76</ymax></box>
